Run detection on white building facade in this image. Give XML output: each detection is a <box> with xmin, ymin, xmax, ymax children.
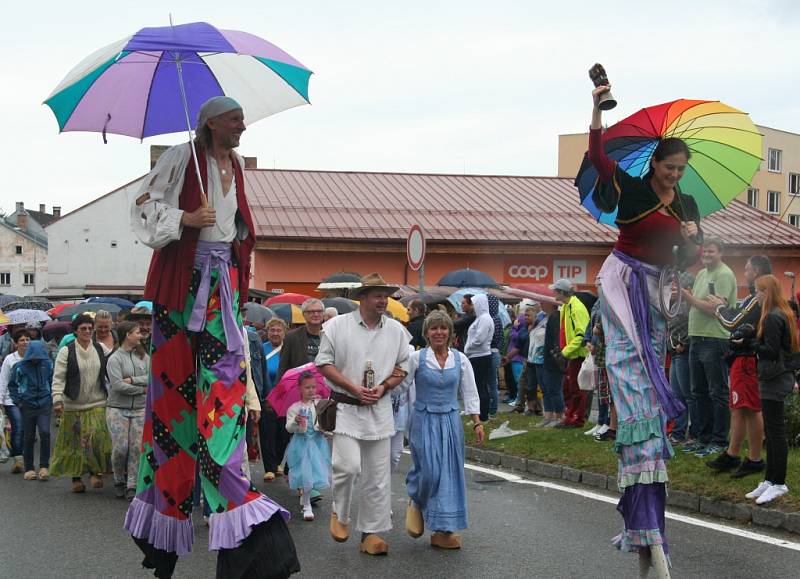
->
<box><xmin>45</xmin><ymin>177</ymin><xmax>153</xmax><ymax>297</ymax></box>
<box><xmin>0</xmin><ymin>219</ymin><xmax>48</xmax><ymax>297</ymax></box>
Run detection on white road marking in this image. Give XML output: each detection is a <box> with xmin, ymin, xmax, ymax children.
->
<box><xmin>458</xmin><ymin>459</ymin><xmax>800</xmax><ymax>552</ymax></box>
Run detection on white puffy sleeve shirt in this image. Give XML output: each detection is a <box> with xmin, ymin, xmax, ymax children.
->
<box><xmin>406</xmin><ymin>348</ymin><xmax>480</xmax><ymax>415</ymax></box>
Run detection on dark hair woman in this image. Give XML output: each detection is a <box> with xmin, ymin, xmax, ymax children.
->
<box><xmin>588</xmin><ymin>84</ymin><xmax>703</xmax><ymax>575</ymax></box>
<box><xmin>105</xmin><ymin>321</ymin><xmax>149</xmax><ymax>500</ymax></box>
<box><xmin>745</xmin><ymin>275</ymin><xmax>799</xmax><ymax>506</ymax></box>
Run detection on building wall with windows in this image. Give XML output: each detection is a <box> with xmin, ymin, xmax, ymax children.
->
<box><xmin>0</xmin><ymin>222</ymin><xmax>48</xmax><ymax>297</ymax></box>
<box><xmin>558</xmin><ymin>125</ymin><xmax>800</xmax><ymax>227</ymax></box>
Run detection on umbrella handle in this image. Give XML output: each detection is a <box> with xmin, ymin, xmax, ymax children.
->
<box><xmin>175</xmin><ymin>56</ymin><xmax>209</xmax><ymax>208</ymax></box>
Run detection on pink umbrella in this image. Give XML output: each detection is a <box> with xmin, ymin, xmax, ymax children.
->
<box><xmin>264</xmin><ymin>292</ymin><xmax>313</xmax><ymax>306</ymax></box>
<box><xmin>266</xmin><ymin>363</ymin><xmax>330</xmax><ymax>417</ymax></box>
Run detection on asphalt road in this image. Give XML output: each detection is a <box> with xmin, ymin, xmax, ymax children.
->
<box><xmin>1</xmin><ymin>452</ymin><xmax>799</xmax><ymax>578</ymax></box>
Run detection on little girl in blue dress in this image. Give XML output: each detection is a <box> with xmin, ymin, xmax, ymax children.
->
<box><xmin>285</xmin><ymin>371</ymin><xmax>331</xmax><ymax>521</ymax></box>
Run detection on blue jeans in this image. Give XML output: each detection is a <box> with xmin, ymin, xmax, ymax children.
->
<box><xmin>20</xmin><ymin>403</ymin><xmax>51</xmax><ymax>470</ymax></box>
<box><xmin>3</xmin><ymin>405</ymin><xmax>23</xmax><ymax>457</ymax></box>
<box><xmin>488</xmin><ymin>350</ymin><xmax>501</xmax><ymax>415</ymax></box>
<box><xmin>537</xmin><ymin>364</ymin><xmax>565</xmax><ymax>413</ymax></box>
<box><xmin>689</xmin><ymin>337</ymin><xmax>730</xmax><ymax>446</ymax></box>
<box><xmin>669</xmin><ymin>352</ymin><xmax>695</xmax><ymax>440</ymax></box>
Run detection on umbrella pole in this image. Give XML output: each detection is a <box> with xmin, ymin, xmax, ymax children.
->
<box><xmin>175</xmin><ymin>57</ymin><xmax>209</xmax><ymax>208</ymax></box>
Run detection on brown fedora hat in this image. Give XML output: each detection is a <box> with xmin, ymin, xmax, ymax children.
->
<box><xmin>349</xmin><ymin>273</ymin><xmax>400</xmax><ymax>300</ymax></box>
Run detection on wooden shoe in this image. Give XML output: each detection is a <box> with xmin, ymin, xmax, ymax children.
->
<box><xmin>72</xmin><ymin>480</ymin><xmax>86</xmax><ymax>493</ymax></box>
<box><xmin>90</xmin><ymin>474</ymin><xmax>104</xmax><ymax>489</ymax></box>
<box><xmin>38</xmin><ymin>468</ymin><xmax>49</xmax><ymax>481</ymax></box>
<box><xmin>431</xmin><ymin>532</ymin><xmax>461</xmax><ymax>550</ymax></box>
<box><xmin>23</xmin><ymin>470</ymin><xmax>37</xmax><ymax>480</ymax></box>
<box><xmin>329</xmin><ymin>513</ymin><xmax>349</xmax><ymax>542</ymax></box>
<box><xmin>405</xmin><ymin>500</ymin><xmax>424</xmax><ymax>538</ymax></box>
<box><xmin>263</xmin><ymin>471</ymin><xmax>275</xmax><ymax>482</ymax></box>
<box><xmin>11</xmin><ymin>457</ymin><xmax>23</xmax><ymax>474</ymax></box>
<box><xmin>359</xmin><ymin>534</ymin><xmax>388</xmax><ymax>556</ymax></box>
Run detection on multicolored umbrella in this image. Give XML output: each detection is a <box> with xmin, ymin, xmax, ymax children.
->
<box><xmin>44</xmin><ymin>21</ymin><xmax>312</xmax><ymax>141</ymax></box>
<box><xmin>575</xmin><ymin>99</ymin><xmax>763</xmax><ymax>225</ymax></box>
<box><xmin>265</xmin><ymin>363</ymin><xmax>331</xmax><ymax>417</ymax></box>
<box><xmin>270</xmin><ymin>303</ymin><xmax>304</xmax><ymax>325</ymax></box>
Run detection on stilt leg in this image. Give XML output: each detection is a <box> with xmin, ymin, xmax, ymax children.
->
<box><xmin>649</xmin><ymin>545</ymin><xmax>670</xmax><ymax>579</ymax></box>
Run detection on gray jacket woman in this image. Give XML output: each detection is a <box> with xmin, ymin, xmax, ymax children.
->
<box><xmin>105</xmin><ymin>322</ymin><xmax>149</xmax><ymax>500</ymax></box>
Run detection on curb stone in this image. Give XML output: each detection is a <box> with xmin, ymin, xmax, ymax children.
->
<box><xmin>466</xmin><ymin>445</ymin><xmax>798</xmax><ymax>536</ymax></box>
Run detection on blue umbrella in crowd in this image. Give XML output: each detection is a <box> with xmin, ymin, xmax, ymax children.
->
<box><xmin>56</xmin><ymin>302</ymin><xmax>122</xmax><ymax>321</ymax></box>
<box><xmin>437</xmin><ymin>268</ymin><xmax>498</xmax><ymax>289</ymax></box>
<box><xmin>86</xmin><ymin>296</ymin><xmax>135</xmax><ymax>308</ymax></box>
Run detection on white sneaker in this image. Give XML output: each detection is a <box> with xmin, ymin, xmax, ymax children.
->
<box><xmin>745</xmin><ymin>480</ymin><xmax>772</xmax><ymax>500</ymax></box>
<box><xmin>584</xmin><ymin>424</ymin><xmax>600</xmax><ymax>436</ymax></box>
<box><xmin>596</xmin><ymin>425</ymin><xmax>610</xmax><ymax>436</ymax></box>
<box><xmin>756</xmin><ymin>484</ymin><xmax>789</xmax><ymax>505</ymax></box>
<box><xmin>302</xmin><ymin>505</ymin><xmax>315</xmax><ymax>521</ymax></box>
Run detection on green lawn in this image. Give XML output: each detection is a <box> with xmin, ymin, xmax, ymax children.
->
<box><xmin>463</xmin><ymin>412</ymin><xmax>800</xmax><ymax>512</ymax></box>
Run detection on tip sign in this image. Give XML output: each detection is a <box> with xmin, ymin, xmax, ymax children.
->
<box><xmin>407</xmin><ymin>225</ymin><xmax>426</xmax><ymax>271</ymax></box>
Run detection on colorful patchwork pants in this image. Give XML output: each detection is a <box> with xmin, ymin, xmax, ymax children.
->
<box><xmin>125</xmin><ymin>248</ymin><xmax>298</xmax><ymax>578</ymax></box>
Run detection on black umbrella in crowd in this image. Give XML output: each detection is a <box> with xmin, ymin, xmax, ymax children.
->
<box><xmin>436</xmin><ymin>268</ymin><xmax>499</xmax><ymax>288</ymax></box>
<box><xmin>0</xmin><ymin>295</ymin><xmax>21</xmax><ymax>308</ymax></box>
<box><xmin>398</xmin><ymin>292</ymin><xmax>451</xmax><ymax>306</ymax></box>
<box><xmin>243</xmin><ymin>302</ymin><xmax>275</xmax><ymax>326</ymax></box>
<box><xmin>56</xmin><ymin>302</ymin><xmax>122</xmax><ymax>321</ymax></box>
<box><xmin>322</xmin><ymin>297</ymin><xmax>358</xmax><ymax>314</ymax></box>
<box><xmin>317</xmin><ymin>272</ymin><xmax>362</xmax><ymax>290</ymax></box>
<box><xmin>2</xmin><ymin>299</ymin><xmax>54</xmax><ymax>312</ymax></box>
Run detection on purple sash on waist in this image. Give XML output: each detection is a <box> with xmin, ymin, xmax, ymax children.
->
<box><xmin>187</xmin><ymin>241</ymin><xmax>243</xmax><ymax>353</ymax></box>
<box><xmin>611</xmin><ymin>249</ymin><xmax>685</xmax><ymax>420</ymax></box>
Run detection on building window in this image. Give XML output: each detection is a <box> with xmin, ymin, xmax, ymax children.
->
<box><xmin>0</xmin><ymin>273</ymin><xmax>9</xmax><ymax>286</ymax></box>
<box><xmin>789</xmin><ymin>214</ymin><xmax>800</xmax><ymax>228</ymax></box>
<box><xmin>767</xmin><ymin>190</ymin><xmax>781</xmax><ymax>214</ymax></box>
<box><xmin>790</xmin><ymin>173</ymin><xmax>800</xmax><ymax>196</ymax></box>
<box><xmin>746</xmin><ymin>188</ymin><xmax>759</xmax><ymax>207</ymax></box>
<box><xmin>768</xmin><ymin>148</ymin><xmax>782</xmax><ymax>173</ymax></box>
<box><xmin>23</xmin><ymin>273</ymin><xmax>34</xmax><ymax>286</ymax></box>
<box><xmin>14</xmin><ymin>245</ymin><xmax>22</xmax><ymax>255</ymax></box>
<box><xmin>110</xmin><ymin>241</ymin><xmax>118</xmax><ymax>248</ymax></box>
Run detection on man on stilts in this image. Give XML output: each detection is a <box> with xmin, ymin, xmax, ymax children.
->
<box><xmin>126</xmin><ymin>96</ymin><xmax>300</xmax><ymax>578</ymax></box>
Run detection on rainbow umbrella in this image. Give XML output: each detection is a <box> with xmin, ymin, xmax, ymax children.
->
<box><xmin>575</xmin><ymin>99</ymin><xmax>763</xmax><ymax>225</ymax></box>
<box><xmin>44</xmin><ymin>21</ymin><xmax>312</xmax><ymax>141</ymax></box>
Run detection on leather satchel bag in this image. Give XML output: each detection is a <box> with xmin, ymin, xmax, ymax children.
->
<box><xmin>315</xmin><ymin>398</ymin><xmax>337</xmax><ymax>433</ymax></box>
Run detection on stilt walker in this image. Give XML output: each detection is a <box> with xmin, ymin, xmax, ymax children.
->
<box><xmin>582</xmin><ymin>79</ymin><xmax>703</xmax><ymax>578</ymax></box>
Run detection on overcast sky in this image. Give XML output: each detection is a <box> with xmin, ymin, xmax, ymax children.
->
<box><xmin>3</xmin><ymin>0</ymin><xmax>798</xmax><ymax>214</ymax></box>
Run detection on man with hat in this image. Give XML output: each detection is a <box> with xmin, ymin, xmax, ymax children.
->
<box><xmin>127</xmin><ymin>97</ymin><xmax>298</xmax><ymax>578</ymax></box>
<box><xmin>549</xmin><ymin>278</ymin><xmax>590</xmax><ymax>428</ymax></box>
<box><xmin>126</xmin><ymin>305</ymin><xmax>153</xmax><ymax>353</ymax></box>
<box><xmin>316</xmin><ymin>273</ymin><xmax>410</xmax><ymax>555</ymax></box>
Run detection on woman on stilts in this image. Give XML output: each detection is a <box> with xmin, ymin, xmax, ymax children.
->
<box><xmin>588</xmin><ymin>84</ymin><xmax>702</xmax><ymax>577</ymax></box>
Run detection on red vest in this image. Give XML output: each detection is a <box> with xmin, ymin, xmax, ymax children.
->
<box><xmin>143</xmin><ymin>146</ymin><xmax>256</xmax><ymax>312</ymax></box>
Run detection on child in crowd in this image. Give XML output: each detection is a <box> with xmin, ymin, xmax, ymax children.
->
<box><xmin>285</xmin><ymin>371</ymin><xmax>331</xmax><ymax>521</ymax></box>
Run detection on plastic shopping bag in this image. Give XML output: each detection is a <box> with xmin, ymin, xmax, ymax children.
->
<box><xmin>577</xmin><ymin>353</ymin><xmax>596</xmax><ymax>391</ymax></box>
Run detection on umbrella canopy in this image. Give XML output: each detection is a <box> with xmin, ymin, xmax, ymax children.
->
<box><xmin>2</xmin><ymin>299</ymin><xmax>54</xmax><ymax>312</ymax></box>
<box><xmin>265</xmin><ymin>363</ymin><xmax>330</xmax><ymax>417</ymax></box>
<box><xmin>317</xmin><ymin>272</ymin><xmax>362</xmax><ymax>290</ymax></box>
<box><xmin>42</xmin><ymin>320</ymin><xmax>73</xmax><ymax>341</ymax></box>
<box><xmin>56</xmin><ymin>302</ymin><xmax>122</xmax><ymax>321</ymax></box>
<box><xmin>448</xmin><ymin>288</ymin><xmax>512</xmax><ymax>327</ymax></box>
<box><xmin>265</xmin><ymin>293</ymin><xmax>313</xmax><ymax>307</ymax></box>
<box><xmin>44</xmin><ymin>21</ymin><xmax>312</xmax><ymax>140</ymax></box>
<box><xmin>575</xmin><ymin>99</ymin><xmax>762</xmax><ymax>225</ymax></box>
<box><xmin>321</xmin><ymin>297</ymin><xmax>358</xmax><ymax>314</ymax></box>
<box><xmin>506</xmin><ymin>283</ymin><xmax>555</xmax><ymax>297</ymax></box>
<box><xmin>0</xmin><ymin>310</ymin><xmax>9</xmax><ymax>325</ymax></box>
<box><xmin>437</xmin><ymin>268</ymin><xmax>499</xmax><ymax>289</ymax></box>
<box><xmin>385</xmin><ymin>298</ymin><xmax>410</xmax><ymax>323</ymax></box>
<box><xmin>243</xmin><ymin>302</ymin><xmax>274</xmax><ymax>326</ymax></box>
<box><xmin>398</xmin><ymin>291</ymin><xmax>451</xmax><ymax>306</ymax></box>
<box><xmin>47</xmin><ymin>303</ymin><xmax>73</xmax><ymax>318</ymax></box>
<box><xmin>5</xmin><ymin>309</ymin><xmax>52</xmax><ymax>325</ymax></box>
<box><xmin>86</xmin><ymin>296</ymin><xmax>135</xmax><ymax>307</ymax></box>
<box><xmin>0</xmin><ymin>295</ymin><xmax>21</xmax><ymax>308</ymax></box>
<box><xmin>134</xmin><ymin>300</ymin><xmax>154</xmax><ymax>311</ymax></box>
<box><xmin>270</xmin><ymin>303</ymin><xmax>304</xmax><ymax>325</ymax></box>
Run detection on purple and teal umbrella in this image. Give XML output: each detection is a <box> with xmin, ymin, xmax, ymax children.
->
<box><xmin>44</xmin><ymin>21</ymin><xmax>312</xmax><ymax>140</ymax></box>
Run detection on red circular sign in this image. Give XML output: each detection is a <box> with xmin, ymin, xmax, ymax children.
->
<box><xmin>407</xmin><ymin>225</ymin><xmax>426</xmax><ymax>271</ymax></box>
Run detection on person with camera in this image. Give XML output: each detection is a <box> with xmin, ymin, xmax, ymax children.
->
<box><xmin>704</xmin><ymin>255</ymin><xmax>772</xmax><ymax>478</ymax></box>
<box><xmin>744</xmin><ymin>275</ymin><xmax>799</xmax><ymax>505</ymax></box>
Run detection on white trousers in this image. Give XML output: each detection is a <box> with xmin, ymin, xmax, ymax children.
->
<box><xmin>332</xmin><ymin>434</ymin><xmax>392</xmax><ymax>534</ymax></box>
<box><xmin>389</xmin><ymin>431</ymin><xmax>405</xmax><ymax>473</ymax></box>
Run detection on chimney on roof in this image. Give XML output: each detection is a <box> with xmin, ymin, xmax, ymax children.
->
<box><xmin>150</xmin><ymin>145</ymin><xmax>170</xmax><ymax>169</ymax></box>
<box><xmin>53</xmin><ymin>206</ymin><xmax>61</xmax><ymax>218</ymax></box>
<box><xmin>15</xmin><ymin>201</ymin><xmax>23</xmax><ymax>212</ymax></box>
<box><xmin>17</xmin><ymin>211</ymin><xmax>28</xmax><ymax>231</ymax></box>
<box><xmin>244</xmin><ymin>156</ymin><xmax>257</xmax><ymax>169</ymax></box>
<box><xmin>39</xmin><ymin>204</ymin><xmax>46</xmax><ymax>213</ymax></box>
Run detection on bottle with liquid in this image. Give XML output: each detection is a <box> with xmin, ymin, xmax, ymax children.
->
<box><xmin>298</xmin><ymin>406</ymin><xmax>310</xmax><ymax>434</ymax></box>
<box><xmin>363</xmin><ymin>360</ymin><xmax>375</xmax><ymax>390</ymax></box>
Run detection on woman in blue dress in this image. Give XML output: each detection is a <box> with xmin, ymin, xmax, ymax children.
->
<box><xmin>405</xmin><ymin>311</ymin><xmax>484</xmax><ymax>550</ymax></box>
